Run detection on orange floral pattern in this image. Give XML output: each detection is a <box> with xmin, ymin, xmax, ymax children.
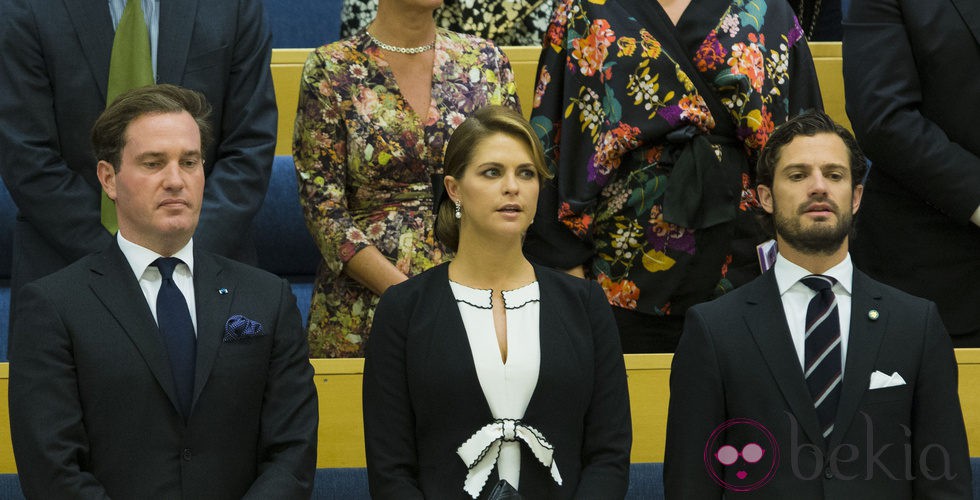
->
<box><xmin>571</xmin><ymin>19</ymin><xmax>616</xmax><ymax>77</ymax></box>
<box><xmin>695</xmin><ymin>30</ymin><xmax>726</xmax><ymax>72</ymax></box>
<box><xmin>597</xmin><ymin>273</ymin><xmax>640</xmax><ymax>309</ymax></box>
<box><xmin>559</xmin><ymin>201</ymin><xmax>594</xmax><ymax>238</ymax></box>
<box><xmin>728</xmin><ymin>41</ymin><xmax>766</xmax><ymax>93</ymax></box>
<box><xmin>590</xmin><ymin>122</ymin><xmax>643</xmax><ymax>182</ymax></box>
<box><xmin>678</xmin><ymin>94</ymin><xmax>716</xmax><ymax>132</ymax></box>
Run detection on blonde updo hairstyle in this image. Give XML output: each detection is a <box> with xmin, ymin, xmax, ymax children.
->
<box><xmin>435</xmin><ymin>105</ymin><xmax>552</xmax><ymax>252</ymax></box>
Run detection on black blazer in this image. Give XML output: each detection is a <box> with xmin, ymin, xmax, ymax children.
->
<box><xmin>0</xmin><ymin>0</ymin><xmax>277</xmax><ymax>316</ymax></box>
<box><xmin>8</xmin><ymin>242</ymin><xmax>318</xmax><ymax>499</ymax></box>
<box><xmin>843</xmin><ymin>0</ymin><xmax>980</xmax><ymax>335</ymax></box>
<box><xmin>363</xmin><ymin>263</ymin><xmax>632</xmax><ymax>499</ymax></box>
<box><xmin>664</xmin><ymin>268</ymin><xmax>971</xmax><ymax>499</ymax></box>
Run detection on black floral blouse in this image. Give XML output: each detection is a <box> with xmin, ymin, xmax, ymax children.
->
<box><xmin>525</xmin><ymin>0</ymin><xmax>822</xmax><ymax>317</ymax></box>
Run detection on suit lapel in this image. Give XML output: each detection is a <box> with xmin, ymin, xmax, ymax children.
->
<box><xmin>157</xmin><ymin>0</ymin><xmax>199</xmax><ymax>83</ymax></box>
<box><xmin>62</xmin><ymin>0</ymin><xmax>114</xmax><ymax>100</ymax></box>
<box><xmin>743</xmin><ymin>272</ymin><xmax>826</xmax><ymax>447</ymax></box>
<box><xmin>524</xmin><ymin>267</ymin><xmax>564</xmax><ymax>418</ymax></box>
<box><xmin>89</xmin><ymin>242</ymin><xmax>182</xmax><ymax>412</ymax></box>
<box><xmin>190</xmin><ymin>250</ymin><xmax>232</xmax><ymax>412</ymax></box>
<box><xmin>828</xmin><ymin>270</ymin><xmax>887</xmax><ymax>449</ymax></box>
<box><xmin>950</xmin><ymin>0</ymin><xmax>980</xmax><ymax>48</ymax></box>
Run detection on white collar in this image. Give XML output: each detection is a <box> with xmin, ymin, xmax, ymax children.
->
<box><xmin>449</xmin><ymin>281</ymin><xmax>540</xmax><ymax>310</ymax></box>
<box><xmin>773</xmin><ymin>252</ymin><xmax>853</xmax><ymax>296</ymax></box>
<box><xmin>117</xmin><ymin>232</ymin><xmax>195</xmax><ymax>280</ymax></box>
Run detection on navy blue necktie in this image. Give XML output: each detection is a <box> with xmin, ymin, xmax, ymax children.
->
<box><xmin>154</xmin><ymin>257</ymin><xmax>196</xmax><ymax>417</ymax></box>
<box><xmin>801</xmin><ymin>274</ymin><xmax>841</xmax><ymax>442</ymax></box>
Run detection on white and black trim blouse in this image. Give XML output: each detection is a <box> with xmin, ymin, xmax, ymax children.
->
<box><xmin>449</xmin><ymin>280</ymin><xmax>542</xmax><ymax>493</ymax></box>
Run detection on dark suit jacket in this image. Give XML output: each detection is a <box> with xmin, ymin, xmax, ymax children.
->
<box><xmin>362</xmin><ymin>263</ymin><xmax>632</xmax><ymax>499</ymax></box>
<box><xmin>0</xmin><ymin>0</ymin><xmax>277</xmax><ymax>321</ymax></box>
<box><xmin>8</xmin><ymin>242</ymin><xmax>318</xmax><ymax>499</ymax></box>
<box><xmin>843</xmin><ymin>0</ymin><xmax>980</xmax><ymax>336</ymax></box>
<box><xmin>664</xmin><ymin>268</ymin><xmax>971</xmax><ymax>499</ymax></box>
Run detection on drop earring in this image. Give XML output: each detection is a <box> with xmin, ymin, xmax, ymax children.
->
<box><xmin>454</xmin><ymin>200</ymin><xmax>462</xmax><ymax>219</ymax></box>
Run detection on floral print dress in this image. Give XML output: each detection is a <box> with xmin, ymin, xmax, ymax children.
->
<box><xmin>294</xmin><ymin>29</ymin><xmax>519</xmax><ymax>357</ymax></box>
<box><xmin>525</xmin><ymin>0</ymin><xmax>822</xmax><ymax>318</ymax></box>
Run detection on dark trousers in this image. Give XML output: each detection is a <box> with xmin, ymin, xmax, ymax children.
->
<box><xmin>612</xmin><ymin>307</ymin><xmax>685</xmax><ymax>353</ymax></box>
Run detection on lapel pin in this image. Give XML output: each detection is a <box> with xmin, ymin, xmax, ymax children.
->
<box><xmin>868</xmin><ymin>309</ymin><xmax>879</xmax><ymax>321</ymax></box>
<box><xmin>218</xmin><ymin>288</ymin><xmax>228</xmax><ymax>295</ymax></box>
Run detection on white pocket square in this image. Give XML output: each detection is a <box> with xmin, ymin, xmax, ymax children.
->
<box><xmin>868</xmin><ymin>370</ymin><xmax>906</xmax><ymax>390</ymax></box>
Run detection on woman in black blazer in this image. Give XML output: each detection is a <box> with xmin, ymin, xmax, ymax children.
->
<box><xmin>363</xmin><ymin>106</ymin><xmax>632</xmax><ymax>499</ymax></box>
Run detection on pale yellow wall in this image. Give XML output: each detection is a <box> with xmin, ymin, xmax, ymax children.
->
<box><xmin>3</xmin><ymin>349</ymin><xmax>979</xmax><ymax>472</ymax></box>
<box><xmin>270</xmin><ymin>42</ymin><xmax>845</xmax><ymax>156</ymax></box>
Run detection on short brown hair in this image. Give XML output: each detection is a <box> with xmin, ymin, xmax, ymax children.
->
<box><xmin>92</xmin><ymin>84</ymin><xmax>213</xmax><ymax>171</ymax></box>
<box><xmin>756</xmin><ymin>109</ymin><xmax>866</xmax><ymax>190</ymax></box>
<box><xmin>435</xmin><ymin>106</ymin><xmax>552</xmax><ymax>252</ymax></box>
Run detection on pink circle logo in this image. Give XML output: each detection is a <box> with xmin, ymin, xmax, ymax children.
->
<box><xmin>703</xmin><ymin>418</ymin><xmax>779</xmax><ymax>492</ymax></box>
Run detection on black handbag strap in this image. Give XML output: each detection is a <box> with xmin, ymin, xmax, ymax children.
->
<box><xmin>624</xmin><ymin>1</ymin><xmax>738</xmax><ymax>139</ymax></box>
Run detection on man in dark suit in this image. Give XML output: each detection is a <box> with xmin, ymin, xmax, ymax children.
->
<box><xmin>0</xmin><ymin>0</ymin><xmax>277</xmax><ymax>333</ymax></box>
<box><xmin>8</xmin><ymin>85</ymin><xmax>317</xmax><ymax>499</ymax></box>
<box><xmin>843</xmin><ymin>0</ymin><xmax>980</xmax><ymax>346</ymax></box>
<box><xmin>663</xmin><ymin>111</ymin><xmax>970</xmax><ymax>499</ymax></box>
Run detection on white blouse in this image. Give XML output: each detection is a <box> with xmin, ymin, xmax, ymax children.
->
<box><xmin>449</xmin><ymin>280</ymin><xmax>542</xmax><ymax>494</ymax></box>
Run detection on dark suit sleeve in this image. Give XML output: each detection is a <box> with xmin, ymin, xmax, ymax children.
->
<box><xmin>192</xmin><ymin>0</ymin><xmax>277</xmax><ymax>258</ymax></box>
<box><xmin>574</xmin><ymin>281</ymin><xmax>632</xmax><ymax>498</ymax></box>
<box><xmin>910</xmin><ymin>303</ymin><xmax>971</xmax><ymax>497</ymax></box>
<box><xmin>842</xmin><ymin>0</ymin><xmax>980</xmax><ymax>221</ymax></box>
<box><xmin>8</xmin><ymin>283</ymin><xmax>110</xmax><ymax>499</ymax></box>
<box><xmin>362</xmin><ymin>288</ymin><xmax>425</xmax><ymax>499</ymax></box>
<box><xmin>0</xmin><ymin>0</ymin><xmax>113</xmax><ymax>262</ymax></box>
<box><xmin>663</xmin><ymin>307</ymin><xmax>725</xmax><ymax>499</ymax></box>
<box><xmin>243</xmin><ymin>278</ymin><xmax>318</xmax><ymax>499</ymax></box>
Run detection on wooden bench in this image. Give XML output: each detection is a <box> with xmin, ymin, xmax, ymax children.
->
<box><xmin>3</xmin><ymin>348</ymin><xmax>980</xmax><ymax>472</ymax></box>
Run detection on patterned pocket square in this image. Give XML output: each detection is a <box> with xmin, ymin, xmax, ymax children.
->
<box><xmin>223</xmin><ymin>315</ymin><xmax>264</xmax><ymax>342</ymax></box>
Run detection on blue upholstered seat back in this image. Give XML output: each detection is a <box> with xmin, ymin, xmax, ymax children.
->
<box><xmin>260</xmin><ymin>0</ymin><xmax>341</xmax><ymax>48</ymax></box>
<box><xmin>0</xmin><ymin>177</ymin><xmax>15</xmax><ymax>361</ymax></box>
<box><xmin>251</xmin><ymin>156</ymin><xmax>320</xmax><ymax>327</ymax></box>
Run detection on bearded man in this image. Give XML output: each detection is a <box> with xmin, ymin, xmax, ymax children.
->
<box><xmin>663</xmin><ymin>110</ymin><xmax>970</xmax><ymax>499</ymax></box>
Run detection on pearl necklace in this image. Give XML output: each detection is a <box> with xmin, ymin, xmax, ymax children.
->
<box><xmin>367</xmin><ymin>31</ymin><xmax>435</xmax><ymax>55</ymax></box>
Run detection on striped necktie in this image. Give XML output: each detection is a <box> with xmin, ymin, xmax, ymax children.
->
<box><xmin>801</xmin><ymin>274</ymin><xmax>841</xmax><ymax>442</ymax></box>
<box><xmin>102</xmin><ymin>0</ymin><xmax>154</xmax><ymax>233</ymax></box>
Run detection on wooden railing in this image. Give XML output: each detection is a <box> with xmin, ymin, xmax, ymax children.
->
<box><xmin>3</xmin><ymin>348</ymin><xmax>979</xmax><ymax>472</ymax></box>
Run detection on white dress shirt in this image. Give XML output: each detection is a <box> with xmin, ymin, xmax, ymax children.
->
<box><xmin>117</xmin><ymin>233</ymin><xmax>197</xmax><ymax>335</ymax></box>
<box><xmin>450</xmin><ymin>280</ymin><xmax>541</xmax><ymax>491</ymax></box>
<box><xmin>773</xmin><ymin>253</ymin><xmax>853</xmax><ymax>373</ymax></box>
